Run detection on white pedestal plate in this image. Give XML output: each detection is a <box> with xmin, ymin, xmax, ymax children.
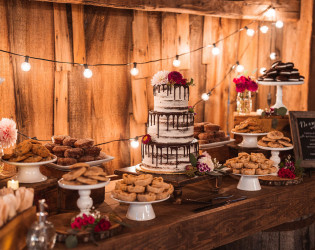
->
<box><xmin>58</xmin><ymin>178</ymin><xmax>110</xmax><ymax>218</ymax></box>
<box><xmin>257</xmin><ymin>145</ymin><xmax>294</xmax><ymax>175</ymax></box>
<box><xmin>111</xmin><ymin>195</ymin><xmax>170</xmax><ymax>221</ymax></box>
<box><xmin>2</xmin><ymin>156</ymin><xmax>57</xmax><ymax>183</ymax></box>
<box><xmin>257</xmin><ymin>81</ymin><xmax>304</xmax><ymax>109</ymax></box>
<box><xmin>232</xmin><ymin>132</ymin><xmax>267</xmax><ymax>148</ymax></box>
<box><xmin>233</xmin><ymin>173</ymin><xmax>273</xmax><ymax>191</ymax></box>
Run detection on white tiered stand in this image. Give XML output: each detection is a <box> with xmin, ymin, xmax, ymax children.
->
<box><xmin>257</xmin><ymin>81</ymin><xmax>304</xmax><ymax>109</ymax></box>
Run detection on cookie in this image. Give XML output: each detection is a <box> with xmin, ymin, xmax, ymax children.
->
<box><xmin>146</xmin><ymin>185</ymin><xmax>164</xmax><ymax>194</ymax></box>
<box><xmin>63</xmin><ymin>167</ymin><xmax>87</xmax><ymax>181</ymax></box>
<box><xmin>74</xmin><ymin>139</ymin><xmax>94</xmax><ymax>148</ymax></box>
<box><xmin>9</xmin><ymin>154</ymin><xmax>30</xmax><ymax>162</ymax></box>
<box><xmin>77</xmin><ymin>176</ymin><xmax>98</xmax><ymax>185</ymax></box>
<box><xmin>127</xmin><ymin>185</ymin><xmax>146</xmax><ymax>193</ymax></box>
<box><xmin>84</xmin><ymin>166</ymin><xmax>103</xmax><ymax>176</ymax></box>
<box><xmin>281</xmin><ymin>137</ymin><xmax>291</xmax><ymax>142</ymax></box>
<box><xmin>123</xmin><ymin>174</ymin><xmax>137</xmax><ymax>185</ymax></box>
<box><xmin>267</xmin><ymin>142</ymin><xmax>283</xmax><ymax>148</ymax></box>
<box><xmin>23</xmin><ymin>155</ymin><xmax>42</xmax><ymax>163</ymax></box>
<box><xmin>278</xmin><ymin>140</ymin><xmax>293</xmax><ymax>147</ymax></box>
<box><xmin>15</xmin><ymin>140</ymin><xmax>33</xmax><ymax>156</ymax></box>
<box><xmin>52</xmin><ymin>146</ymin><xmax>72</xmax><ymax>157</ymax></box>
<box><xmin>84</xmin><ymin>146</ymin><xmax>102</xmax><ymax>157</ymax></box>
<box><xmin>267</xmin><ymin>131</ymin><xmax>284</xmax><ymax>140</ymax></box>
<box><xmin>45</xmin><ymin>143</ymin><xmax>59</xmax><ymax>153</ymax></box>
<box><xmin>112</xmin><ymin>190</ymin><xmax>136</xmax><ymax>202</ymax></box>
<box><xmin>2</xmin><ymin>153</ymin><xmax>13</xmax><ymax>160</ymax></box>
<box><xmin>63</xmin><ymin>137</ymin><xmax>78</xmax><ymax>147</ymax></box>
<box><xmin>64</xmin><ymin>148</ymin><xmax>84</xmax><ymax>159</ymax></box>
<box><xmin>52</xmin><ymin>135</ymin><xmax>68</xmax><ymax>145</ymax></box>
<box><xmin>262</xmin><ymin>136</ymin><xmax>276</xmax><ymax>142</ymax></box>
<box><xmin>88</xmin><ymin>175</ymin><xmax>109</xmax><ymax>182</ymax></box>
<box><xmin>78</xmin><ymin>155</ymin><xmax>95</xmax><ymax>162</ymax></box>
<box><xmin>137</xmin><ymin>192</ymin><xmax>156</xmax><ymax>202</ymax></box>
<box><xmin>134</xmin><ymin>174</ymin><xmax>153</xmax><ymax>186</ymax></box>
<box><xmin>32</xmin><ymin>144</ymin><xmax>50</xmax><ymax>157</ymax></box>
<box><xmin>241</xmin><ymin>168</ymin><xmax>255</xmax><ymax>175</ymax></box>
<box><xmin>155</xmin><ymin>191</ymin><xmax>169</xmax><ymax>200</ymax></box>
<box><xmin>60</xmin><ymin>180</ymin><xmax>82</xmax><ymax>185</ymax></box>
<box><xmin>269</xmin><ymin>166</ymin><xmax>278</xmax><ymax>174</ymax></box>
<box><xmin>232</xmin><ymin>169</ymin><xmax>241</xmax><ymax>174</ymax></box>
<box><xmin>69</xmin><ymin>163</ymin><xmax>90</xmax><ymax>169</ymax></box>
<box><xmin>256</xmin><ymin>169</ymin><xmax>269</xmax><ymax>175</ymax></box>
<box><xmin>57</xmin><ymin>157</ymin><xmax>77</xmax><ymax>166</ymax></box>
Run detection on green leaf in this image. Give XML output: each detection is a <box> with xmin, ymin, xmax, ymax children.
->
<box><xmin>65</xmin><ymin>235</ymin><xmax>78</xmax><ymax>249</ymax></box>
<box><xmin>271</xmin><ymin>118</ymin><xmax>278</xmax><ymax>129</ymax></box>
<box><xmin>189</xmin><ymin>153</ymin><xmax>198</xmax><ymax>167</ymax></box>
<box><xmin>252</xmin><ymin>68</ymin><xmax>258</xmax><ymax>74</ymax></box>
<box><xmin>261</xmin><ymin>111</ymin><xmax>266</xmax><ymax>118</ymax></box>
<box><xmin>277</xmin><ymin>107</ymin><xmax>287</xmax><ymax>116</ymax></box>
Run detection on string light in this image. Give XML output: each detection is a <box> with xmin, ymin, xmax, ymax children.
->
<box><xmin>21</xmin><ymin>56</ymin><xmax>31</xmax><ymax>72</ymax></box>
<box><xmin>201</xmin><ymin>93</ymin><xmax>210</xmax><ymax>101</ymax></box>
<box><xmin>260</xmin><ymin>67</ymin><xmax>266</xmax><ymax>74</ymax></box>
<box><xmin>275</xmin><ymin>20</ymin><xmax>284</xmax><ymax>28</ymax></box>
<box><xmin>130</xmin><ymin>62</ymin><xmax>139</xmax><ymax>76</ymax></box>
<box><xmin>173</xmin><ymin>55</ymin><xmax>181</xmax><ymax>67</ymax></box>
<box><xmin>270</xmin><ymin>52</ymin><xmax>276</xmax><ymax>60</ymax></box>
<box><xmin>236</xmin><ymin>61</ymin><xmax>244</xmax><ymax>72</ymax></box>
<box><xmin>265</xmin><ymin>8</ymin><xmax>276</xmax><ymax>18</ymax></box>
<box><xmin>83</xmin><ymin>64</ymin><xmax>93</xmax><ymax>78</ymax></box>
<box><xmin>260</xmin><ymin>25</ymin><xmax>269</xmax><ymax>33</ymax></box>
<box><xmin>245</xmin><ymin>26</ymin><xmax>255</xmax><ymax>37</ymax></box>
<box><xmin>212</xmin><ymin>44</ymin><xmax>220</xmax><ymax>55</ymax></box>
<box><xmin>130</xmin><ymin>137</ymin><xmax>139</xmax><ymax>148</ymax></box>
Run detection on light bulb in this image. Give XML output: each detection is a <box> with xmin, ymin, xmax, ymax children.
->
<box><xmin>246</xmin><ymin>28</ymin><xmax>255</xmax><ymax>37</ymax></box>
<box><xmin>260</xmin><ymin>67</ymin><xmax>266</xmax><ymax>74</ymax></box>
<box><xmin>212</xmin><ymin>45</ymin><xmax>220</xmax><ymax>55</ymax></box>
<box><xmin>173</xmin><ymin>55</ymin><xmax>181</xmax><ymax>67</ymax></box>
<box><xmin>201</xmin><ymin>93</ymin><xmax>210</xmax><ymax>101</ymax></box>
<box><xmin>260</xmin><ymin>25</ymin><xmax>269</xmax><ymax>33</ymax></box>
<box><xmin>130</xmin><ymin>139</ymin><xmax>139</xmax><ymax>148</ymax></box>
<box><xmin>83</xmin><ymin>65</ymin><xmax>92</xmax><ymax>78</ymax></box>
<box><xmin>265</xmin><ymin>8</ymin><xmax>276</xmax><ymax>18</ymax></box>
<box><xmin>270</xmin><ymin>52</ymin><xmax>276</xmax><ymax>60</ymax></box>
<box><xmin>130</xmin><ymin>63</ymin><xmax>139</xmax><ymax>76</ymax></box>
<box><xmin>275</xmin><ymin>20</ymin><xmax>283</xmax><ymax>28</ymax></box>
<box><xmin>236</xmin><ymin>64</ymin><xmax>244</xmax><ymax>72</ymax></box>
<box><xmin>21</xmin><ymin>57</ymin><xmax>31</xmax><ymax>72</ymax></box>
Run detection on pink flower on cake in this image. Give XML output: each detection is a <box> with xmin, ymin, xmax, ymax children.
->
<box><xmin>151</xmin><ymin>70</ymin><xmax>170</xmax><ymax>86</ymax></box>
<box><xmin>0</xmin><ymin>118</ymin><xmax>17</xmax><ymax>148</ymax></box>
<box><xmin>168</xmin><ymin>71</ymin><xmax>183</xmax><ymax>84</ymax></box>
<box><xmin>142</xmin><ymin>134</ymin><xmax>151</xmax><ymax>144</ymax></box>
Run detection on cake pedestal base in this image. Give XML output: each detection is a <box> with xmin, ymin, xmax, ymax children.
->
<box><xmin>114</xmin><ymin>165</ymin><xmax>224</xmax><ymax>205</ymax></box>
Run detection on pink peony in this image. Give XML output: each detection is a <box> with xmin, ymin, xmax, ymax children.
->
<box><xmin>168</xmin><ymin>71</ymin><xmax>183</xmax><ymax>84</ymax></box>
<box><xmin>0</xmin><ymin>118</ymin><xmax>17</xmax><ymax>149</ymax></box>
<box><xmin>247</xmin><ymin>79</ymin><xmax>258</xmax><ymax>92</ymax></box>
<box><xmin>235</xmin><ymin>83</ymin><xmax>247</xmax><ymax>93</ymax></box>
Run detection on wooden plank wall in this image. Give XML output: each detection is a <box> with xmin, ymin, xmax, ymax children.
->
<box><xmin>0</xmin><ymin>0</ymin><xmax>312</xmax><ymax>172</ymax></box>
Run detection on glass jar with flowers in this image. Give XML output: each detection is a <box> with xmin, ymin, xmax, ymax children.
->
<box><xmin>234</xmin><ymin>76</ymin><xmax>258</xmax><ymax>115</ymax></box>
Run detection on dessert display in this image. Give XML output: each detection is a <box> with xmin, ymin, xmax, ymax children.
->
<box><xmin>45</xmin><ymin>135</ymin><xmax>107</xmax><ymax>166</ymax></box>
<box><xmin>194</xmin><ymin>122</ymin><xmax>229</xmax><ymax>145</ymax></box>
<box><xmin>232</xmin><ymin>118</ymin><xmax>267</xmax><ymax>134</ymax></box>
<box><xmin>0</xmin><ymin>186</ymin><xmax>34</xmax><ymax>227</ymax></box>
<box><xmin>258</xmin><ymin>61</ymin><xmax>304</xmax><ymax>82</ymax></box>
<box><xmin>112</xmin><ymin>174</ymin><xmax>174</xmax><ymax>202</ymax></box>
<box><xmin>258</xmin><ymin>131</ymin><xmax>293</xmax><ymax>148</ymax></box>
<box><xmin>141</xmin><ymin>71</ymin><xmax>198</xmax><ymax>173</ymax></box>
<box><xmin>60</xmin><ymin>163</ymin><xmax>109</xmax><ymax>185</ymax></box>
<box><xmin>225</xmin><ymin>152</ymin><xmax>277</xmax><ymax>175</ymax></box>
<box><xmin>2</xmin><ymin>139</ymin><xmax>54</xmax><ymax>163</ymax></box>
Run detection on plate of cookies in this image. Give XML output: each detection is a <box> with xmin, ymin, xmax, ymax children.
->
<box><xmin>1</xmin><ymin>139</ymin><xmax>57</xmax><ymax>183</ymax></box>
<box><xmin>45</xmin><ymin>135</ymin><xmax>114</xmax><ymax>170</ymax></box>
<box><xmin>111</xmin><ymin>174</ymin><xmax>173</xmax><ymax>221</ymax></box>
<box><xmin>257</xmin><ymin>131</ymin><xmax>293</xmax><ymax>150</ymax></box>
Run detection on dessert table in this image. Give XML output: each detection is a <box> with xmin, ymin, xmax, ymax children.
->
<box><xmin>53</xmin><ymin>174</ymin><xmax>315</xmax><ymax>249</ymax></box>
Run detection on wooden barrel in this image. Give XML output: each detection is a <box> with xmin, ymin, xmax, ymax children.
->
<box><xmin>214</xmin><ymin>214</ymin><xmax>315</xmax><ymax>250</ymax></box>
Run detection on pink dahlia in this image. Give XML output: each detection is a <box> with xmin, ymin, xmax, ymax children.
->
<box><xmin>0</xmin><ymin>118</ymin><xmax>17</xmax><ymax>148</ymax></box>
<box><xmin>168</xmin><ymin>71</ymin><xmax>183</xmax><ymax>84</ymax></box>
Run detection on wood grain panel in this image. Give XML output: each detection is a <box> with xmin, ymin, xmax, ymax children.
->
<box><xmin>129</xmin><ymin>114</ymin><xmax>145</xmax><ymax>166</ymax></box>
<box><xmin>131</xmin><ymin>78</ymin><xmax>148</xmax><ymax>124</ymax></box>
<box><xmin>161</xmin><ymin>13</ymin><xmax>176</xmax><ymax>70</ymax></box>
<box><xmin>176</xmin><ymin>14</ymin><xmax>190</xmax><ymax>70</ymax></box>
<box><xmin>6</xmin><ymin>0</ymin><xmax>55</xmax><ymax>140</ymax></box>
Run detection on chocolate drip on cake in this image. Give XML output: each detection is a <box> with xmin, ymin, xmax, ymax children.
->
<box><xmin>153</xmin><ymin>84</ymin><xmax>189</xmax><ymax>101</ymax></box>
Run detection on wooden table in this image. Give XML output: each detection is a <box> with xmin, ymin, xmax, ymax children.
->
<box><xmin>53</xmin><ymin>175</ymin><xmax>315</xmax><ymax>249</ymax></box>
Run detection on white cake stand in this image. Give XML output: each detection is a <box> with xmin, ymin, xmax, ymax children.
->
<box><xmin>233</xmin><ymin>173</ymin><xmax>272</xmax><ymax>191</ymax></box>
<box><xmin>257</xmin><ymin>81</ymin><xmax>304</xmax><ymax>109</ymax></box>
<box><xmin>58</xmin><ymin>178</ymin><xmax>110</xmax><ymax>217</ymax></box>
<box><xmin>111</xmin><ymin>195</ymin><xmax>170</xmax><ymax>221</ymax></box>
<box><xmin>2</xmin><ymin>156</ymin><xmax>57</xmax><ymax>183</ymax></box>
<box><xmin>232</xmin><ymin>132</ymin><xmax>267</xmax><ymax>148</ymax></box>
<box><xmin>257</xmin><ymin>145</ymin><xmax>294</xmax><ymax>174</ymax></box>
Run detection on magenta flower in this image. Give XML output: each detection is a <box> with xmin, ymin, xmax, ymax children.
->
<box><xmin>168</xmin><ymin>71</ymin><xmax>183</xmax><ymax>84</ymax></box>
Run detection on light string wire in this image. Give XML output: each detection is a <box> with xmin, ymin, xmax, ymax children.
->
<box><xmin>13</xmin><ymin>6</ymin><xmax>274</xmax><ymax>145</ymax></box>
<box><xmin>0</xmin><ymin>6</ymin><xmax>273</xmax><ymax>68</ymax></box>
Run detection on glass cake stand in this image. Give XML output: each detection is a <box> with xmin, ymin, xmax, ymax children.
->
<box><xmin>257</xmin><ymin>80</ymin><xmax>304</xmax><ymax>109</ymax></box>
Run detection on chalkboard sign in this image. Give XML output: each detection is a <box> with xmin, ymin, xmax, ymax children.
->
<box><xmin>289</xmin><ymin>111</ymin><xmax>315</xmax><ymax>168</ymax></box>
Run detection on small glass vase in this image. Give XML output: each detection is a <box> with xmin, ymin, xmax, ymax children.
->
<box><xmin>237</xmin><ymin>91</ymin><xmax>252</xmax><ymax>115</ymax></box>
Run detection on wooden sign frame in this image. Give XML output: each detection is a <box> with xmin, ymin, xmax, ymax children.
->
<box><xmin>289</xmin><ymin>111</ymin><xmax>315</xmax><ymax>168</ymax></box>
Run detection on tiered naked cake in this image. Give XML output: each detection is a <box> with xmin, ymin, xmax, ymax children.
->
<box><xmin>141</xmin><ymin>71</ymin><xmax>199</xmax><ymax>173</ymax></box>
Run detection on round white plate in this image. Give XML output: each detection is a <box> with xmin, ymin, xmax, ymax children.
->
<box><xmin>257</xmin><ymin>80</ymin><xmax>304</xmax><ymax>86</ymax></box>
<box><xmin>58</xmin><ymin>178</ymin><xmax>110</xmax><ymax>190</ymax></box>
<box><xmin>111</xmin><ymin>195</ymin><xmax>170</xmax><ymax>221</ymax></box>
<box><xmin>46</xmin><ymin>155</ymin><xmax>114</xmax><ymax>171</ymax></box>
<box><xmin>199</xmin><ymin>139</ymin><xmax>235</xmax><ymax>149</ymax></box>
<box><xmin>2</xmin><ymin>156</ymin><xmax>57</xmax><ymax>183</ymax></box>
<box><xmin>257</xmin><ymin>145</ymin><xmax>293</xmax><ymax>151</ymax></box>
<box><xmin>232</xmin><ymin>173</ymin><xmax>272</xmax><ymax>191</ymax></box>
